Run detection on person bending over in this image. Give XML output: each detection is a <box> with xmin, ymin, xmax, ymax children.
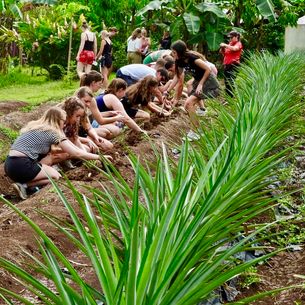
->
<box><xmin>121</xmin><ymin>75</ymin><xmax>171</xmax><ymax>120</ymax></box>
<box><xmin>4</xmin><ymin>107</ymin><xmax>100</xmax><ymax>200</ymax></box>
<box><xmin>62</xmin><ymin>97</ymin><xmax>98</xmax><ymax>153</ymax></box>
<box><xmin>79</xmin><ymin>71</ymin><xmax>125</xmax><ymax>139</ymax></box>
<box><xmin>167</xmin><ymin>40</ymin><xmax>219</xmax><ymax>126</ymax></box>
<box><xmin>94</xmin><ymin>78</ymin><xmax>146</xmax><ymax>134</ymax></box>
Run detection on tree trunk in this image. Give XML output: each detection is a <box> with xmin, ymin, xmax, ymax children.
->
<box><xmin>0</xmin><ymin>14</ymin><xmax>13</xmax><ymax>74</ymax></box>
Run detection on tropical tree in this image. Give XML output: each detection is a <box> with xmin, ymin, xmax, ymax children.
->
<box><xmin>0</xmin><ymin>0</ymin><xmax>57</xmax><ymax>74</ymax></box>
<box><xmin>136</xmin><ymin>0</ymin><xmax>305</xmax><ymax>52</ymax></box>
<box><xmin>0</xmin><ymin>2</ymin><xmax>89</xmax><ymax>78</ymax></box>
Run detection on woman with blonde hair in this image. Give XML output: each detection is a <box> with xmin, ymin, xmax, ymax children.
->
<box><xmin>96</xmin><ymin>30</ymin><xmax>112</xmax><ymax>88</ymax></box>
<box><xmin>76</xmin><ymin>21</ymin><xmax>97</xmax><ymax>78</ymax></box>
<box><xmin>76</xmin><ymin>84</ymin><xmax>124</xmax><ymax>140</ymax></box>
<box><xmin>4</xmin><ymin>107</ymin><xmax>100</xmax><ymax>200</ymax></box>
<box><xmin>126</xmin><ymin>28</ymin><xmax>142</xmax><ymax>64</ymax></box>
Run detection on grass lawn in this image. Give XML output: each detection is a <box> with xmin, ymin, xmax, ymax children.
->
<box><xmin>0</xmin><ymin>80</ymin><xmax>79</xmax><ymax>106</ymax></box>
<box><xmin>0</xmin><ymin>66</ymin><xmax>80</xmax><ymax>106</ymax></box>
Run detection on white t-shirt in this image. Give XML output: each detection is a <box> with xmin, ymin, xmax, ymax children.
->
<box><xmin>120</xmin><ymin>64</ymin><xmax>156</xmax><ymax>80</ymax></box>
<box><xmin>127</xmin><ymin>37</ymin><xmax>141</xmax><ymax>52</ymax></box>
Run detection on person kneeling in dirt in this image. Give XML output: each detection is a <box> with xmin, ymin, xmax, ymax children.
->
<box><xmin>121</xmin><ymin>75</ymin><xmax>171</xmax><ymax>119</ymax></box>
<box><xmin>62</xmin><ymin>96</ymin><xmax>99</xmax><ymax>153</ymax></box>
<box><xmin>79</xmin><ymin>71</ymin><xmax>125</xmax><ymax>140</ymax></box>
<box><xmin>94</xmin><ymin>78</ymin><xmax>147</xmax><ymax>134</ymax></box>
<box><xmin>4</xmin><ymin>107</ymin><xmax>102</xmax><ymax>200</ymax></box>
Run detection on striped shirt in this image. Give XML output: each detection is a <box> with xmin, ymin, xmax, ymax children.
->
<box><xmin>11</xmin><ymin>129</ymin><xmax>65</xmax><ymax>160</ymax></box>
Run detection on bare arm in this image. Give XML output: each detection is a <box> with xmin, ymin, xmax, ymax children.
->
<box><xmin>152</xmin><ymin>87</ymin><xmax>164</xmax><ymax>105</ymax></box>
<box><xmin>76</xmin><ymin>32</ymin><xmax>86</xmax><ymax>60</ymax></box>
<box><xmin>59</xmin><ymin>139</ymin><xmax>99</xmax><ymax>160</ymax></box>
<box><xmin>96</xmin><ymin>39</ymin><xmax>106</xmax><ymax>60</ymax></box>
<box><xmin>146</xmin><ymin>102</ymin><xmax>171</xmax><ymax>116</ymax></box>
<box><xmin>193</xmin><ymin>59</ymin><xmax>211</xmax><ymax>94</ymax></box>
<box><xmin>219</xmin><ymin>42</ymin><xmax>241</xmax><ymax>52</ymax></box>
<box><xmin>93</xmin><ymin>34</ymin><xmax>97</xmax><ymax>55</ymax></box>
<box><xmin>104</xmin><ymin>94</ymin><xmax>143</xmax><ymax>132</ymax></box>
<box><xmin>89</xmin><ymin>98</ymin><xmax>123</xmax><ymax>125</ymax></box>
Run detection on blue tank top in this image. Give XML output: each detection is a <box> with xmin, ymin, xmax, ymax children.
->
<box><xmin>96</xmin><ymin>94</ymin><xmax>111</xmax><ymax>112</ymax></box>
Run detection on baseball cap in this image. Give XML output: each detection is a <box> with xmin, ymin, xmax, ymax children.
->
<box><xmin>227</xmin><ymin>31</ymin><xmax>240</xmax><ymax>38</ymax></box>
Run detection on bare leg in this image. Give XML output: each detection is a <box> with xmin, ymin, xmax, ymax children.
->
<box><xmin>184</xmin><ymin>95</ymin><xmax>201</xmax><ymax>128</ymax></box>
<box><xmin>85</xmin><ymin>64</ymin><xmax>93</xmax><ymax>74</ymax></box>
<box><xmin>27</xmin><ymin>164</ymin><xmax>61</xmax><ymax>187</ymax></box>
<box><xmin>89</xmin><ymin>135</ymin><xmax>113</xmax><ymax>151</ymax></box>
<box><xmin>134</xmin><ymin>110</ymin><xmax>150</xmax><ymax>121</ymax></box>
<box><xmin>93</xmin><ymin>126</ymin><xmax>112</xmax><ymax>138</ymax></box>
<box><xmin>77</xmin><ymin>62</ymin><xmax>85</xmax><ymax>78</ymax></box>
<box><xmin>96</xmin><ymin>124</ymin><xmax>122</xmax><ymax>139</ymax></box>
<box><xmin>102</xmin><ymin>66</ymin><xmax>109</xmax><ymax>89</ymax></box>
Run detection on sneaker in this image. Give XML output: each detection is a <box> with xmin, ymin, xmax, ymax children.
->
<box><xmin>27</xmin><ymin>186</ymin><xmax>41</xmax><ymax>195</ymax></box>
<box><xmin>187</xmin><ymin>130</ymin><xmax>200</xmax><ymax>141</ymax></box>
<box><xmin>12</xmin><ymin>183</ymin><xmax>28</xmax><ymax>200</ymax></box>
<box><xmin>196</xmin><ymin>107</ymin><xmax>206</xmax><ymax>116</ymax></box>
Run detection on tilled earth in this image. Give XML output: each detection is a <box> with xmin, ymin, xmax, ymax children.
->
<box><xmin>0</xmin><ymin>101</ymin><xmax>304</xmax><ymax>304</ymax></box>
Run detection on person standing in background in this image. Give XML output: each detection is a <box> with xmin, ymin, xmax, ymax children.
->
<box><xmin>96</xmin><ymin>30</ymin><xmax>112</xmax><ymax>89</ymax></box>
<box><xmin>127</xmin><ymin>28</ymin><xmax>142</xmax><ymax>64</ymax></box>
<box><xmin>76</xmin><ymin>21</ymin><xmax>97</xmax><ymax>78</ymax></box>
<box><xmin>107</xmin><ymin>27</ymin><xmax>119</xmax><ymax>75</ymax></box>
<box><xmin>159</xmin><ymin>30</ymin><xmax>171</xmax><ymax>50</ymax></box>
<box><xmin>140</xmin><ymin>28</ymin><xmax>151</xmax><ymax>59</ymax></box>
<box><xmin>220</xmin><ymin>31</ymin><xmax>243</xmax><ymax>97</ymax></box>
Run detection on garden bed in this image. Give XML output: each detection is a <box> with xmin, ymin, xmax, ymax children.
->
<box><xmin>0</xmin><ymin>95</ymin><xmax>304</xmax><ymax>304</ymax></box>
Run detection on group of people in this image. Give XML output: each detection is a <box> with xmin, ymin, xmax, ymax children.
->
<box><xmin>5</xmin><ymin>27</ymin><xmax>243</xmax><ymax>200</ymax></box>
<box><xmin>76</xmin><ymin>21</ymin><xmax>119</xmax><ymax>88</ymax></box>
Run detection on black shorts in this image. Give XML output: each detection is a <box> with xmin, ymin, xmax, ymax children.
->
<box><xmin>4</xmin><ymin>156</ymin><xmax>41</xmax><ymax>183</ymax></box>
<box><xmin>125</xmin><ymin>107</ymin><xmax>138</xmax><ymax>118</ymax></box>
<box><xmin>100</xmin><ymin>55</ymin><xmax>112</xmax><ymax>69</ymax></box>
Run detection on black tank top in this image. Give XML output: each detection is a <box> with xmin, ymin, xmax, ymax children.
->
<box><xmin>102</xmin><ymin>40</ymin><xmax>112</xmax><ymax>57</ymax></box>
<box><xmin>83</xmin><ymin>33</ymin><xmax>94</xmax><ymax>51</ymax></box>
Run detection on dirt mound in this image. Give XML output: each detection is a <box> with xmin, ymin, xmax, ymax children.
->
<box><xmin>0</xmin><ymin>101</ymin><xmax>28</xmax><ymax>115</ymax></box>
<box><xmin>0</xmin><ymin>100</ymin><xmax>304</xmax><ymax>304</ymax></box>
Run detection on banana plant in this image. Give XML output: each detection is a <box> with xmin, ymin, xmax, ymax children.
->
<box><xmin>136</xmin><ymin>0</ymin><xmax>300</xmax><ymax>52</ymax></box>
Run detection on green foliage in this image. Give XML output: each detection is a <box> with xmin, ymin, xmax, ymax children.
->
<box><xmin>239</xmin><ymin>266</ymin><xmax>261</xmax><ymax>289</ymax></box>
<box><xmin>0</xmin><ymin>125</ymin><xmax>18</xmax><ymax>141</ymax></box>
<box><xmin>112</xmin><ymin>36</ymin><xmax>128</xmax><ymax>71</ymax></box>
<box><xmin>0</xmin><ymin>2</ymin><xmax>89</xmax><ymax>76</ymax></box>
<box><xmin>1</xmin><ymin>52</ymin><xmax>305</xmax><ymax>304</ymax></box>
<box><xmin>0</xmin><ymin>66</ymin><xmax>48</xmax><ymax>88</ymax></box>
<box><xmin>49</xmin><ymin>64</ymin><xmax>65</xmax><ymax>80</ymax></box>
<box><xmin>137</xmin><ymin>0</ymin><xmax>305</xmax><ymax>52</ymax></box>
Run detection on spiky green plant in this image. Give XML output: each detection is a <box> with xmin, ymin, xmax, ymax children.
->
<box><xmin>1</xmin><ymin>52</ymin><xmax>305</xmax><ymax>305</ymax></box>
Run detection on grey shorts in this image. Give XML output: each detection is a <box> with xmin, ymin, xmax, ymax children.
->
<box><xmin>190</xmin><ymin>75</ymin><xmax>220</xmax><ymax>99</ymax></box>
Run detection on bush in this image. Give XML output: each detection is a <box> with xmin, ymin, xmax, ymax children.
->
<box><xmin>49</xmin><ymin>64</ymin><xmax>66</xmax><ymax>80</ymax></box>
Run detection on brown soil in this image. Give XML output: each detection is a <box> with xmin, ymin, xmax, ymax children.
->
<box><xmin>0</xmin><ymin>101</ymin><xmax>304</xmax><ymax>304</ymax></box>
